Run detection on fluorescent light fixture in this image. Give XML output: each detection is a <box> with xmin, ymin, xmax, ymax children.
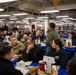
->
<box><xmin>0</xmin><ymin>8</ymin><xmax>4</xmax><ymax>11</ymax></box>
<box><xmin>9</xmin><ymin>17</ymin><xmax>18</xmax><ymax>20</ymax></box>
<box><xmin>0</xmin><ymin>21</ymin><xmax>3</xmax><ymax>23</ymax></box>
<box><xmin>35</xmin><ymin>19</ymin><xmax>44</xmax><ymax>21</ymax></box>
<box><xmin>63</xmin><ymin>18</ymin><xmax>73</xmax><ymax>20</ymax></box>
<box><xmin>13</xmin><ymin>13</ymin><xmax>28</xmax><ymax>16</ymax></box>
<box><xmin>0</xmin><ymin>19</ymin><xmax>5</xmax><ymax>21</ymax></box>
<box><xmin>16</xmin><ymin>21</ymin><xmax>22</xmax><ymax>23</ymax></box>
<box><xmin>40</xmin><ymin>10</ymin><xmax>59</xmax><ymax>13</ymax></box>
<box><xmin>7</xmin><ymin>21</ymin><xmax>14</xmax><ymax>24</ymax></box>
<box><xmin>37</xmin><ymin>16</ymin><xmax>48</xmax><ymax>19</ymax></box>
<box><xmin>59</xmin><ymin>8</ymin><xmax>72</xmax><ymax>10</ymax></box>
<box><xmin>56</xmin><ymin>15</ymin><xmax>69</xmax><ymax>18</ymax></box>
<box><xmin>0</xmin><ymin>0</ymin><xmax>17</xmax><ymax>3</ymax></box>
<box><xmin>71</xmin><ymin>18</ymin><xmax>76</xmax><ymax>20</ymax></box>
<box><xmin>25</xmin><ymin>17</ymin><xmax>35</xmax><ymax>19</ymax></box>
<box><xmin>49</xmin><ymin>20</ymin><xmax>55</xmax><ymax>23</ymax></box>
<box><xmin>0</xmin><ymin>14</ymin><xmax>10</xmax><ymax>17</ymax></box>
<box><xmin>22</xmin><ymin>20</ymin><xmax>30</xmax><ymax>24</ymax></box>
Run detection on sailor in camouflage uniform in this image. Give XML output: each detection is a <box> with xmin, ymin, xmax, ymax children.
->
<box><xmin>9</xmin><ymin>35</ymin><xmax>25</xmax><ymax>59</ymax></box>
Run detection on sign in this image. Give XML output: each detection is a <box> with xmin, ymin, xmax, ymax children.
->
<box><xmin>53</xmin><ymin>0</ymin><xmax>60</xmax><ymax>4</ymax></box>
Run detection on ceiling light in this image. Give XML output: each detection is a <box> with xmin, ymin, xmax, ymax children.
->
<box><xmin>0</xmin><ymin>14</ymin><xmax>10</xmax><ymax>17</ymax></box>
<box><xmin>63</xmin><ymin>18</ymin><xmax>73</xmax><ymax>20</ymax></box>
<box><xmin>40</xmin><ymin>10</ymin><xmax>59</xmax><ymax>13</ymax></box>
<box><xmin>0</xmin><ymin>8</ymin><xmax>4</xmax><ymax>11</ymax></box>
<box><xmin>71</xmin><ymin>18</ymin><xmax>76</xmax><ymax>20</ymax></box>
<box><xmin>0</xmin><ymin>0</ymin><xmax>17</xmax><ymax>3</ymax></box>
<box><xmin>35</xmin><ymin>19</ymin><xmax>44</xmax><ymax>21</ymax></box>
<box><xmin>25</xmin><ymin>17</ymin><xmax>35</xmax><ymax>19</ymax></box>
<box><xmin>0</xmin><ymin>19</ymin><xmax>5</xmax><ymax>21</ymax></box>
<box><xmin>37</xmin><ymin>16</ymin><xmax>48</xmax><ymax>19</ymax></box>
<box><xmin>9</xmin><ymin>17</ymin><xmax>18</xmax><ymax>20</ymax></box>
<box><xmin>13</xmin><ymin>13</ymin><xmax>28</xmax><ymax>16</ymax></box>
<box><xmin>56</xmin><ymin>15</ymin><xmax>69</xmax><ymax>18</ymax></box>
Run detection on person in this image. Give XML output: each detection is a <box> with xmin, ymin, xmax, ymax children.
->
<box><xmin>66</xmin><ymin>58</ymin><xmax>76</xmax><ymax>75</ymax></box>
<box><xmin>58</xmin><ymin>32</ymin><xmax>64</xmax><ymax>45</ymax></box>
<box><xmin>32</xmin><ymin>30</ymin><xmax>43</xmax><ymax>43</ymax></box>
<box><xmin>0</xmin><ymin>45</ymin><xmax>23</xmax><ymax>75</ymax></box>
<box><xmin>47</xmin><ymin>39</ymin><xmax>68</xmax><ymax>69</ymax></box>
<box><xmin>65</xmin><ymin>33</ymin><xmax>72</xmax><ymax>47</ymax></box>
<box><xmin>22</xmin><ymin>39</ymin><xmax>44</xmax><ymax>63</ymax></box>
<box><xmin>20</xmin><ymin>34</ymin><xmax>31</xmax><ymax>47</ymax></box>
<box><xmin>24</xmin><ymin>28</ymin><xmax>31</xmax><ymax>36</ymax></box>
<box><xmin>9</xmin><ymin>35</ymin><xmax>25</xmax><ymax>59</ymax></box>
<box><xmin>45</xmin><ymin>23</ymin><xmax>58</xmax><ymax>55</ymax></box>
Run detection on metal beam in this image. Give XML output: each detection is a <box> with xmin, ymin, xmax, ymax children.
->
<box><xmin>46</xmin><ymin>0</ymin><xmax>53</xmax><ymax>4</ymax></box>
<box><xmin>61</xmin><ymin>0</ymin><xmax>64</xmax><ymax>3</ymax></box>
<box><xmin>35</xmin><ymin>1</ymin><xmax>42</xmax><ymax>5</ymax></box>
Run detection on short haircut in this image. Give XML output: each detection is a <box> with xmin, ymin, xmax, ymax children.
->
<box><xmin>10</xmin><ymin>35</ymin><xmax>17</xmax><ymax>40</ymax></box>
<box><xmin>53</xmin><ymin>39</ymin><xmax>63</xmax><ymax>49</ymax></box>
<box><xmin>66</xmin><ymin>58</ymin><xmax>76</xmax><ymax>75</ymax></box>
<box><xmin>0</xmin><ymin>46</ymin><xmax>12</xmax><ymax>57</ymax></box>
<box><xmin>49</xmin><ymin>23</ymin><xmax>56</xmax><ymax>29</ymax></box>
<box><xmin>10</xmin><ymin>35</ymin><xmax>16</xmax><ymax>38</ymax></box>
<box><xmin>27</xmin><ymin>39</ymin><xmax>35</xmax><ymax>44</ymax></box>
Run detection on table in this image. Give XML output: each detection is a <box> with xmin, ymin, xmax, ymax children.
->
<box><xmin>63</xmin><ymin>46</ymin><xmax>76</xmax><ymax>52</ymax></box>
<box><xmin>12</xmin><ymin>59</ymin><xmax>68</xmax><ymax>75</ymax></box>
<box><xmin>30</xmin><ymin>63</ymin><xmax>68</xmax><ymax>75</ymax></box>
<box><xmin>12</xmin><ymin>58</ymin><xmax>18</xmax><ymax>67</ymax></box>
<box><xmin>63</xmin><ymin>46</ymin><xmax>76</xmax><ymax>60</ymax></box>
<box><xmin>40</xmin><ymin>44</ymin><xmax>47</xmax><ymax>55</ymax></box>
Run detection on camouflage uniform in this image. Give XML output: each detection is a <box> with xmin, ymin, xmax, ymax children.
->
<box><xmin>9</xmin><ymin>42</ymin><xmax>25</xmax><ymax>58</ymax></box>
<box><xmin>45</xmin><ymin>29</ymin><xmax>58</xmax><ymax>55</ymax></box>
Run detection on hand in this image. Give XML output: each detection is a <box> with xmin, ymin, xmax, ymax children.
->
<box><xmin>26</xmin><ymin>45</ymin><xmax>33</xmax><ymax>53</ymax></box>
<box><xmin>13</xmin><ymin>55</ymin><xmax>20</xmax><ymax>59</ymax></box>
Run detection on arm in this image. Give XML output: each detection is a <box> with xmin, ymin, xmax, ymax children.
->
<box><xmin>22</xmin><ymin>48</ymin><xmax>29</xmax><ymax>62</ymax></box>
<box><xmin>22</xmin><ymin>45</ymin><xmax>35</xmax><ymax>62</ymax></box>
<box><xmin>45</xmin><ymin>32</ymin><xmax>53</xmax><ymax>46</ymax></box>
<box><xmin>59</xmin><ymin>52</ymin><xmax>68</xmax><ymax>69</ymax></box>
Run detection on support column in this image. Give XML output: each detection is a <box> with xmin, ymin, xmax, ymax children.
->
<box><xmin>44</xmin><ymin>18</ymin><xmax>49</xmax><ymax>35</ymax></box>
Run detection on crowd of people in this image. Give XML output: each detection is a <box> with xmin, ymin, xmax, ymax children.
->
<box><xmin>0</xmin><ymin>23</ymin><xmax>76</xmax><ymax>75</ymax></box>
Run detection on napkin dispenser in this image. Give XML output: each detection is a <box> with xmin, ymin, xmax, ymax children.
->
<box><xmin>43</xmin><ymin>56</ymin><xmax>55</xmax><ymax>73</ymax></box>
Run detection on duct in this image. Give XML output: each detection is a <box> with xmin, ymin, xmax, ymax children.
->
<box><xmin>40</xmin><ymin>4</ymin><xmax>76</xmax><ymax>10</ymax></box>
<box><xmin>18</xmin><ymin>2</ymin><xmax>40</xmax><ymax>11</ymax></box>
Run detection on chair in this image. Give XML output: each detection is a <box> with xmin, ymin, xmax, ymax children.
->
<box><xmin>66</xmin><ymin>52</ymin><xmax>72</xmax><ymax>61</ymax></box>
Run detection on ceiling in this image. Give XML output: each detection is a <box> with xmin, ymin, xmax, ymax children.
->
<box><xmin>0</xmin><ymin>0</ymin><xmax>76</xmax><ymax>21</ymax></box>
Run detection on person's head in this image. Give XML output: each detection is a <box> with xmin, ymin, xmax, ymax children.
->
<box><xmin>3</xmin><ymin>30</ymin><xmax>7</xmax><ymax>35</ymax></box>
<box><xmin>68</xmin><ymin>33</ymin><xmax>72</xmax><ymax>39</ymax></box>
<box><xmin>10</xmin><ymin>35</ymin><xmax>18</xmax><ymax>46</ymax></box>
<box><xmin>48</xmin><ymin>23</ymin><xmax>56</xmax><ymax>30</ymax></box>
<box><xmin>0</xmin><ymin>46</ymin><xmax>14</xmax><ymax>61</ymax></box>
<box><xmin>23</xmin><ymin>34</ymin><xmax>28</xmax><ymax>40</ymax></box>
<box><xmin>26</xmin><ymin>39</ymin><xmax>35</xmax><ymax>48</ymax></box>
<box><xmin>51</xmin><ymin>39</ymin><xmax>63</xmax><ymax>49</ymax></box>
<box><xmin>66</xmin><ymin>58</ymin><xmax>76</xmax><ymax>75</ymax></box>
